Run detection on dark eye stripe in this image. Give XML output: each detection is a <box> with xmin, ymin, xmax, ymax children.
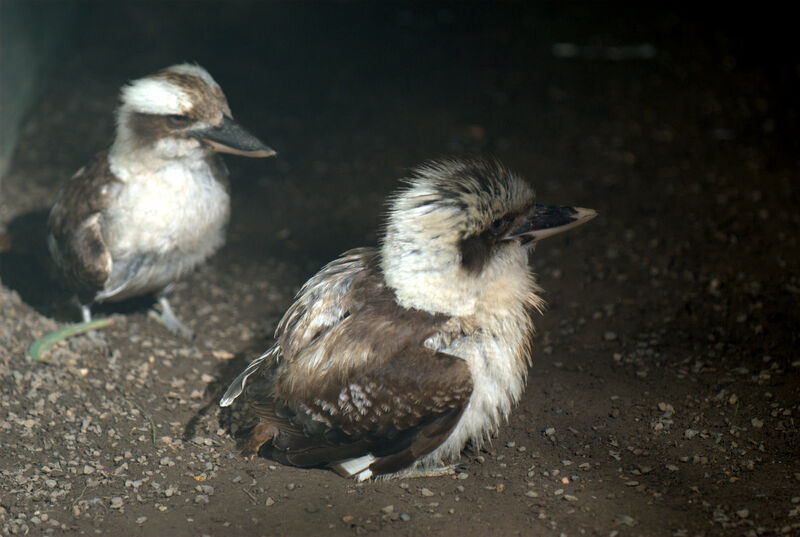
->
<box><xmin>166</xmin><ymin>114</ymin><xmax>191</xmax><ymax>127</ymax></box>
<box><xmin>489</xmin><ymin>214</ymin><xmax>513</xmax><ymax>235</ymax></box>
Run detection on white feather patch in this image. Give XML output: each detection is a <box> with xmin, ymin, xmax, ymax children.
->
<box><xmin>332</xmin><ymin>454</ymin><xmax>376</xmax><ymax>478</ymax></box>
<box><xmin>120</xmin><ymin>78</ymin><xmax>191</xmax><ymax>115</ymax></box>
<box><xmin>355</xmin><ymin>469</ymin><xmax>374</xmax><ymax>482</ymax></box>
<box><xmin>219</xmin><ymin>347</ymin><xmax>279</xmax><ymax>407</ymax></box>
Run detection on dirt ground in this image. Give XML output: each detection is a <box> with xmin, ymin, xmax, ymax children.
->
<box><xmin>1</xmin><ymin>3</ymin><xmax>798</xmax><ymax>536</ymax></box>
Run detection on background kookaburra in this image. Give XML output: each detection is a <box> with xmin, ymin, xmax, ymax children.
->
<box><xmin>221</xmin><ymin>159</ymin><xmax>596</xmax><ymax>480</ymax></box>
<box><xmin>48</xmin><ymin>63</ymin><xmax>275</xmax><ymax>337</ymax></box>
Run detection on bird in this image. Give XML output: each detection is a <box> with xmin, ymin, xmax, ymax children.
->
<box><xmin>47</xmin><ymin>63</ymin><xmax>275</xmax><ymax>338</ymax></box>
<box><xmin>219</xmin><ymin>158</ymin><xmax>596</xmax><ymax>480</ymax></box>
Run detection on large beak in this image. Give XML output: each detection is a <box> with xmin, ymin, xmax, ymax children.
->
<box><xmin>188</xmin><ymin>116</ymin><xmax>276</xmax><ymax>158</ymax></box>
<box><xmin>505</xmin><ymin>204</ymin><xmax>597</xmax><ymax>243</ymax></box>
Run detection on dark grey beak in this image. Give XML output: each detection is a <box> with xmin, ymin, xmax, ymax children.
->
<box><xmin>188</xmin><ymin>116</ymin><xmax>276</xmax><ymax>158</ymax></box>
<box><xmin>505</xmin><ymin>204</ymin><xmax>597</xmax><ymax>243</ymax></box>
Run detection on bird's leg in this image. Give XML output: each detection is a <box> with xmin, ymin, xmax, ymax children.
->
<box><xmin>149</xmin><ymin>295</ymin><xmax>194</xmax><ymax>339</ymax></box>
<box><xmin>80</xmin><ymin>303</ymin><xmax>107</xmax><ymax>346</ymax></box>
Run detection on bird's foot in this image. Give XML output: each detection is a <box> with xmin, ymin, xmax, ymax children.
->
<box><xmin>149</xmin><ymin>296</ymin><xmax>194</xmax><ymax>339</ymax></box>
<box><xmin>400</xmin><ymin>463</ymin><xmax>461</xmax><ymax>479</ymax></box>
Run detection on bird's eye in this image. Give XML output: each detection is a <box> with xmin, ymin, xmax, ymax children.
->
<box><xmin>165</xmin><ymin>114</ymin><xmax>191</xmax><ymax>128</ymax></box>
<box><xmin>489</xmin><ymin>216</ymin><xmax>509</xmax><ymax>234</ymax></box>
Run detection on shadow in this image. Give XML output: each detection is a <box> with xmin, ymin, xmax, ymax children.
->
<box><xmin>0</xmin><ymin>208</ymin><xmax>165</xmax><ymax>322</ymax></box>
<box><xmin>0</xmin><ymin>209</ymin><xmax>74</xmax><ymax>319</ymax></box>
<box><xmin>182</xmin><ymin>334</ymin><xmax>273</xmax><ymax>443</ymax></box>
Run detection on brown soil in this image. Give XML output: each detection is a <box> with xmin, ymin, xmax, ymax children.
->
<box><xmin>1</xmin><ymin>4</ymin><xmax>798</xmax><ymax>537</ymax></box>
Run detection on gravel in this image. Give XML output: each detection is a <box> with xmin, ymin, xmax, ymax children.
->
<box><xmin>1</xmin><ymin>3</ymin><xmax>798</xmax><ymax>537</ymax></box>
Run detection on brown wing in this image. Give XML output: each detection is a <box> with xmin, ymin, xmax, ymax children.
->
<box><xmin>220</xmin><ymin>249</ymin><xmax>376</xmax><ymax>407</ymax></box>
<box><xmin>244</xmin><ymin>345</ymin><xmax>473</xmax><ymax>478</ymax></box>
<box><xmin>48</xmin><ymin>150</ymin><xmax>120</xmax><ymax>302</ymax></box>
<box><xmin>230</xmin><ymin>249</ymin><xmax>467</xmax><ymax>477</ymax></box>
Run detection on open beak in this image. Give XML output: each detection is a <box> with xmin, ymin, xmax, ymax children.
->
<box><xmin>505</xmin><ymin>204</ymin><xmax>597</xmax><ymax>244</ymax></box>
<box><xmin>188</xmin><ymin>116</ymin><xmax>276</xmax><ymax>158</ymax></box>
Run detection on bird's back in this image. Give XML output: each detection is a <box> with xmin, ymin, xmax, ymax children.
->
<box><xmin>272</xmin><ymin>247</ymin><xmax>451</xmax><ymax>400</ymax></box>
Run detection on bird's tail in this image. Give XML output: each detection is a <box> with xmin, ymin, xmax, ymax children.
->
<box><xmin>331</xmin><ymin>454</ymin><xmax>377</xmax><ymax>481</ymax></box>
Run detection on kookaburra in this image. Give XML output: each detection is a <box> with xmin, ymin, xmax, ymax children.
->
<box><xmin>220</xmin><ymin>159</ymin><xmax>596</xmax><ymax>480</ymax></box>
<box><xmin>48</xmin><ymin>63</ymin><xmax>274</xmax><ymax>337</ymax></box>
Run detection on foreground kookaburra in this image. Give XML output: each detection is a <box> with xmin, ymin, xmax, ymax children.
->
<box><xmin>48</xmin><ymin>63</ymin><xmax>274</xmax><ymax>337</ymax></box>
<box><xmin>220</xmin><ymin>159</ymin><xmax>596</xmax><ymax>480</ymax></box>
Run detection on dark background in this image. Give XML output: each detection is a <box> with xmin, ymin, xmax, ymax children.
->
<box><xmin>1</xmin><ymin>2</ymin><xmax>798</xmax><ymax>536</ymax></box>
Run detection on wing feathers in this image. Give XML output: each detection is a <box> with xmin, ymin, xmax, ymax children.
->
<box><xmin>223</xmin><ymin>249</ymin><xmax>473</xmax><ymax>478</ymax></box>
<box><xmin>241</xmin><ymin>347</ymin><xmax>472</xmax><ymax>478</ymax></box>
<box><xmin>48</xmin><ymin>151</ymin><xmax>120</xmax><ymax>302</ymax></box>
<box><xmin>219</xmin><ymin>346</ymin><xmax>280</xmax><ymax>406</ymax></box>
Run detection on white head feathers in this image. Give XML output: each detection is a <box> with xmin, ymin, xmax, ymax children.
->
<box><xmin>380</xmin><ymin>159</ymin><xmax>538</xmax><ymax>317</ymax></box>
<box><xmin>119</xmin><ymin>77</ymin><xmax>191</xmax><ymax>115</ymax></box>
<box><xmin>117</xmin><ymin>63</ymin><xmax>222</xmax><ymax>117</ymax></box>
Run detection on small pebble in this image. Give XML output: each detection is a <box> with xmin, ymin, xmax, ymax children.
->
<box><xmin>616</xmin><ymin>514</ymin><xmax>636</xmax><ymax>527</ymax></box>
<box><xmin>658</xmin><ymin>402</ymin><xmax>674</xmax><ymax>413</ymax></box>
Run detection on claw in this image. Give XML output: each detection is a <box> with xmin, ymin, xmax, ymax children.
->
<box><xmin>400</xmin><ymin>463</ymin><xmax>459</xmax><ymax>479</ymax></box>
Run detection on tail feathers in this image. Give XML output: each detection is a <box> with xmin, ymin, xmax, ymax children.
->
<box><xmin>331</xmin><ymin>454</ymin><xmax>377</xmax><ymax>481</ymax></box>
<box><xmin>219</xmin><ymin>346</ymin><xmax>280</xmax><ymax>407</ymax></box>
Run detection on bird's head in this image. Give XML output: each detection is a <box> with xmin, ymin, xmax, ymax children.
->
<box><xmin>111</xmin><ymin>63</ymin><xmax>274</xmax><ymax>162</ymax></box>
<box><xmin>380</xmin><ymin>159</ymin><xmax>596</xmax><ymax>317</ymax></box>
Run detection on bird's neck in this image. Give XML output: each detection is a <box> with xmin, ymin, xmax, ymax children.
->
<box><xmin>109</xmin><ymin>134</ymin><xmax>210</xmax><ymax>181</ymax></box>
<box><xmin>381</xmin><ymin>244</ymin><xmax>542</xmax><ymax>323</ymax></box>
<box><xmin>381</xmin><ymin>244</ymin><xmax>476</xmax><ymax>316</ymax></box>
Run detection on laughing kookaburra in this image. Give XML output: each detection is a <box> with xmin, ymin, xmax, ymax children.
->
<box><xmin>220</xmin><ymin>159</ymin><xmax>596</xmax><ymax>480</ymax></box>
<box><xmin>48</xmin><ymin>63</ymin><xmax>275</xmax><ymax>337</ymax></box>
